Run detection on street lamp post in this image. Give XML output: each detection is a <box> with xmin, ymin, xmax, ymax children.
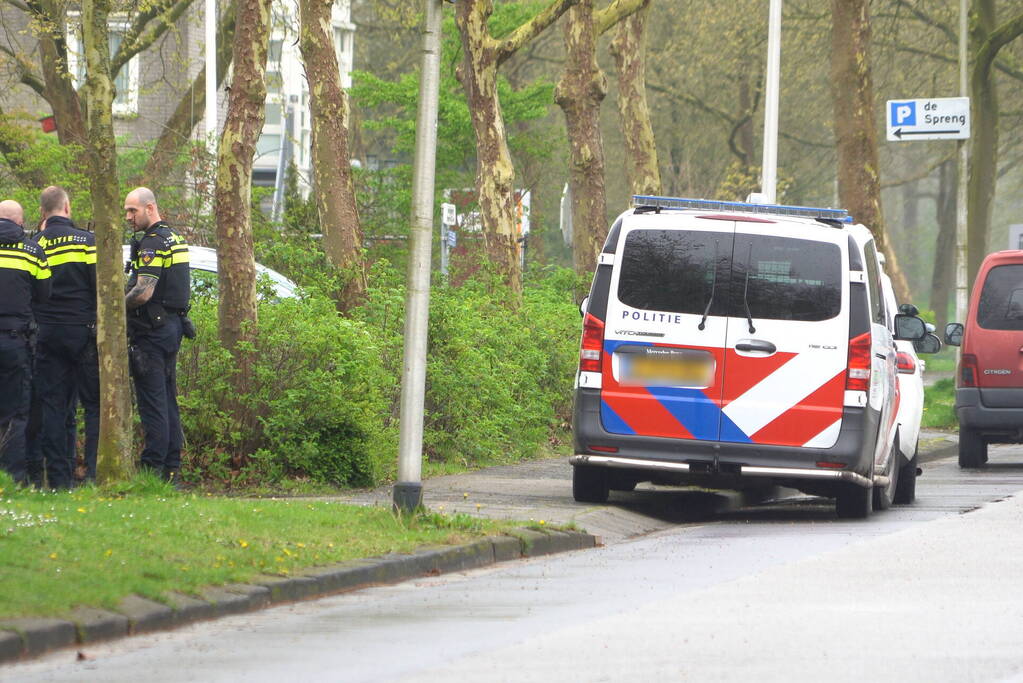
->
<box><xmin>393</xmin><ymin>0</ymin><xmax>444</xmax><ymax>513</ymax></box>
<box><xmin>955</xmin><ymin>0</ymin><xmax>969</xmax><ymax>325</ymax></box>
<box><xmin>760</xmin><ymin>0</ymin><xmax>782</xmax><ymax>204</ymax></box>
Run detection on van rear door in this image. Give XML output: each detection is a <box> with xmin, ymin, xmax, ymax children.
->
<box><xmin>720</xmin><ymin>226</ymin><xmax>848</xmax><ymax>447</ymax></box>
<box><xmin>600</xmin><ymin>216</ymin><xmax>735</xmax><ymax>441</ymax></box>
<box><xmin>973</xmin><ymin>263</ymin><xmax>1023</xmax><ymax>403</ymax></box>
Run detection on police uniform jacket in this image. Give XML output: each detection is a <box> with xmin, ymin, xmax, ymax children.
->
<box><xmin>0</xmin><ymin>218</ymin><xmax>50</xmax><ymax>330</ymax></box>
<box><xmin>34</xmin><ymin>215</ymin><xmax>96</xmax><ymax>325</ymax></box>
<box><xmin>127</xmin><ymin>221</ymin><xmax>190</xmax><ymax>313</ymax></box>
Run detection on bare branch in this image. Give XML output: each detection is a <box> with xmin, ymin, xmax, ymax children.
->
<box><xmin>594</xmin><ymin>0</ymin><xmax>647</xmax><ymax>37</ymax></box>
<box><xmin>111</xmin><ymin>0</ymin><xmax>194</xmax><ymax>75</ymax></box>
<box><xmin>0</xmin><ymin>43</ymin><xmax>45</xmax><ymax>95</ymax></box>
<box><xmin>495</xmin><ymin>0</ymin><xmax>576</xmax><ymax>66</ymax></box>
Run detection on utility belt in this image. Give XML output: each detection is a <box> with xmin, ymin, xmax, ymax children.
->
<box><xmin>0</xmin><ymin>320</ymin><xmax>36</xmax><ymax>341</ymax></box>
<box><xmin>128</xmin><ymin>302</ymin><xmax>194</xmax><ymax>339</ymax></box>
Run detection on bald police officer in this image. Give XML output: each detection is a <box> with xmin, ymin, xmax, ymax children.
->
<box><xmin>0</xmin><ymin>200</ymin><xmax>50</xmax><ymax>484</ymax></box>
<box><xmin>124</xmin><ymin>188</ymin><xmax>190</xmax><ymax>483</ymax></box>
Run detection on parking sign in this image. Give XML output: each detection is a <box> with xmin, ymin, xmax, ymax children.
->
<box><xmin>886</xmin><ymin>97</ymin><xmax>969</xmax><ymax>141</ymax></box>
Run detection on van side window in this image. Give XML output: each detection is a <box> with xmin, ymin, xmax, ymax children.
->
<box><xmin>863</xmin><ymin>242</ymin><xmax>885</xmax><ymax>325</ymax></box>
<box><xmin>978</xmin><ymin>264</ymin><xmax>1023</xmax><ymax>330</ymax></box>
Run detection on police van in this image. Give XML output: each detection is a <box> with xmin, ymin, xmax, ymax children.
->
<box><xmin>571</xmin><ymin>196</ymin><xmax>928</xmax><ymax>518</ymax></box>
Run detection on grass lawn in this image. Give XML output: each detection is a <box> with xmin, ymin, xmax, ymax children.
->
<box><xmin>0</xmin><ymin>473</ymin><xmax>516</xmax><ymax>620</ymax></box>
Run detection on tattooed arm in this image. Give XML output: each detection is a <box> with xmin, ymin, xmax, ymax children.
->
<box><xmin>126</xmin><ymin>275</ymin><xmax>157</xmax><ymax>311</ymax></box>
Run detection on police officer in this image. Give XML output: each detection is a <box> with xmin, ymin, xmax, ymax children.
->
<box><xmin>0</xmin><ymin>200</ymin><xmax>50</xmax><ymax>484</ymax></box>
<box><xmin>33</xmin><ymin>186</ymin><xmax>99</xmax><ymax>488</ymax></box>
<box><xmin>123</xmin><ymin>188</ymin><xmax>190</xmax><ymax>483</ymax></box>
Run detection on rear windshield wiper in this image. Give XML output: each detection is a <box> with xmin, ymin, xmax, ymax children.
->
<box><xmin>742</xmin><ymin>242</ymin><xmax>756</xmax><ymax>334</ymax></box>
<box><xmin>698</xmin><ymin>240</ymin><xmax>719</xmax><ymax>331</ymax></box>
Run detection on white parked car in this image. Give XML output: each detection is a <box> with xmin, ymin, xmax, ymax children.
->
<box><xmin>879</xmin><ymin>271</ymin><xmax>941</xmax><ymax>505</ymax></box>
<box><xmin>122</xmin><ymin>244</ymin><xmax>299</xmax><ymax>299</ymax></box>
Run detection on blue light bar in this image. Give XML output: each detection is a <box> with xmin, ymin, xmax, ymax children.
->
<box><xmin>632</xmin><ymin>195</ymin><xmax>852</xmax><ymax>223</ymax></box>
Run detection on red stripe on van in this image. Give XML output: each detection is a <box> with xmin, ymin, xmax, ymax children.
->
<box><xmin>600</xmin><ymin>386</ymin><xmax>696</xmax><ymax>439</ymax></box>
<box><xmin>749</xmin><ymin>370</ymin><xmax>846</xmax><ymax>446</ymax></box>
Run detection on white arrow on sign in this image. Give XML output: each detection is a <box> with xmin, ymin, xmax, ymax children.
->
<box><xmin>886</xmin><ymin>97</ymin><xmax>970</xmax><ymax>142</ymax></box>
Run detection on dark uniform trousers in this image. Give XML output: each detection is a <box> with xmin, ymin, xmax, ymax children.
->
<box><xmin>34</xmin><ymin>323</ymin><xmax>100</xmax><ymax>488</ymax></box>
<box><xmin>0</xmin><ymin>332</ymin><xmax>31</xmax><ymax>483</ymax></box>
<box><xmin>131</xmin><ymin>314</ymin><xmax>183</xmax><ymax>476</ymax></box>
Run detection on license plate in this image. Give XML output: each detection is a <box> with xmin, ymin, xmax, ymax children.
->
<box><xmin>620</xmin><ymin>348</ymin><xmax>715</xmax><ymax>387</ymax></box>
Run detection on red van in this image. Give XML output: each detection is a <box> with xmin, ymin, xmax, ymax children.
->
<box><xmin>945</xmin><ymin>250</ymin><xmax>1023</xmax><ymax>467</ymax></box>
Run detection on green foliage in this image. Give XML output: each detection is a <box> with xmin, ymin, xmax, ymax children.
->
<box><xmin>354</xmin><ymin>263</ymin><xmax>580</xmax><ymax>470</ymax></box>
<box><xmin>177</xmin><ymin>295</ymin><xmax>396</xmax><ymax>488</ymax></box>
<box><xmin>0</xmin><ymin>116</ymin><xmax>90</xmax><ymax>227</ymax></box>
<box><xmin>922</xmin><ymin>378</ymin><xmax>957</xmax><ymax>429</ymax></box>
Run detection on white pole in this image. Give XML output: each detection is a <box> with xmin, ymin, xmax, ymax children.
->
<box><xmin>394</xmin><ymin>0</ymin><xmax>443</xmax><ymax>513</ymax></box>
<box><xmin>204</xmin><ymin>0</ymin><xmax>217</xmax><ymax>157</ymax></box>
<box><xmin>954</xmin><ymin>0</ymin><xmax>969</xmax><ymax>325</ymax></box>
<box><xmin>760</xmin><ymin>0</ymin><xmax>782</xmax><ymax>204</ymax></box>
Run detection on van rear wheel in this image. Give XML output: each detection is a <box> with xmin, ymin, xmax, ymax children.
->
<box><xmin>836</xmin><ymin>483</ymin><xmax>872</xmax><ymax>519</ymax></box>
<box><xmin>573</xmin><ymin>465</ymin><xmax>609</xmax><ymax>503</ymax></box>
<box><xmin>958</xmin><ymin>427</ymin><xmax>987</xmax><ymax>468</ymax></box>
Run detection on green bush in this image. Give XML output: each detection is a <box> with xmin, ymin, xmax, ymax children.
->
<box><xmin>356</xmin><ymin>263</ymin><xmax>580</xmax><ymax>470</ymax></box>
<box><xmin>176</xmin><ymin>295</ymin><xmax>396</xmax><ymax>487</ymax></box>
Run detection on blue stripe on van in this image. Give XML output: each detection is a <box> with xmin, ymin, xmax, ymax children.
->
<box><xmin>645</xmin><ymin>386</ymin><xmax>721</xmax><ymax>441</ymax></box>
<box><xmin>599</xmin><ymin>401</ymin><xmax>636</xmax><ymax>435</ymax></box>
<box><xmin>718</xmin><ymin>414</ymin><xmax>753</xmax><ymax>443</ymax></box>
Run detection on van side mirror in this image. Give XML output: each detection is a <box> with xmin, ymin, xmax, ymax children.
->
<box><xmin>944</xmin><ymin>322</ymin><xmax>964</xmax><ymax>346</ymax></box>
<box><xmin>579</xmin><ymin>296</ymin><xmax>589</xmax><ymax>318</ymax></box>
<box><xmin>913</xmin><ymin>333</ymin><xmax>942</xmax><ymax>354</ymax></box>
<box><xmin>894</xmin><ymin>314</ymin><xmax>926</xmax><ymax>341</ymax></box>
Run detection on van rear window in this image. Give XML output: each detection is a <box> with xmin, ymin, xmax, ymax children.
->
<box><xmin>977</xmin><ymin>264</ymin><xmax>1023</xmax><ymax>330</ymax></box>
<box><xmin>617</xmin><ymin>230</ymin><xmax>841</xmax><ymax>322</ymax></box>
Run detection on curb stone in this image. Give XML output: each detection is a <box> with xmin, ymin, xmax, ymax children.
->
<box><xmin>0</xmin><ymin>529</ymin><xmax>596</xmax><ymax>666</ymax></box>
<box><xmin>67</xmin><ymin>607</ymin><xmax>128</xmax><ymax>644</ymax></box>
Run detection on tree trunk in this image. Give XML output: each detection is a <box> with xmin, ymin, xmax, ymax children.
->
<box><xmin>82</xmin><ymin>0</ymin><xmax>133</xmax><ymax>481</ymax></box>
<box><xmin>830</xmin><ymin>0</ymin><xmax>911</xmax><ymax>303</ymax></box>
<box><xmin>299</xmin><ymin>0</ymin><xmax>367</xmax><ymax>310</ymax></box>
<box><xmin>142</xmin><ymin>3</ymin><xmax>237</xmax><ymax>186</ymax></box>
<box><xmin>931</xmin><ymin>159</ymin><xmax>957</xmax><ymax>329</ymax></box>
<box><xmin>215</xmin><ymin>0</ymin><xmax>270</xmax><ymax>367</ymax></box>
<box><xmin>966</xmin><ymin>3</ymin><xmax>1023</xmax><ymax>286</ymax></box>
<box><xmin>455</xmin><ymin>1</ymin><xmax>522</xmax><ymax>293</ymax></box>
<box><xmin>35</xmin><ymin>9</ymin><xmax>89</xmax><ymax>148</ymax></box>
<box><xmin>556</xmin><ymin>0</ymin><xmax>608</xmax><ymax>276</ymax></box>
<box><xmin>609</xmin><ymin>0</ymin><xmax>661</xmax><ymax>197</ymax></box>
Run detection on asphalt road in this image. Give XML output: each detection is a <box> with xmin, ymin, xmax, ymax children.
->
<box><xmin>9</xmin><ymin>435</ymin><xmax>1023</xmax><ymax>683</ymax></box>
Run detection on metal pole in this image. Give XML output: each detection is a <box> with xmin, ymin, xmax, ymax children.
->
<box><xmin>393</xmin><ymin>0</ymin><xmax>443</xmax><ymax>513</ymax></box>
<box><xmin>954</xmin><ymin>0</ymin><xmax>969</xmax><ymax>325</ymax></box>
<box><xmin>760</xmin><ymin>0</ymin><xmax>782</xmax><ymax>204</ymax></box>
<box><xmin>204</xmin><ymin>0</ymin><xmax>217</xmax><ymax>157</ymax></box>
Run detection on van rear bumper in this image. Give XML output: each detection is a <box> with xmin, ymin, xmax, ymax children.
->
<box><xmin>572</xmin><ymin>387</ymin><xmax>879</xmax><ymax>489</ymax></box>
<box><xmin>569</xmin><ymin>454</ymin><xmax>874</xmax><ymax>488</ymax></box>
<box><xmin>957</xmin><ymin>387</ymin><xmax>1023</xmax><ymax>437</ymax></box>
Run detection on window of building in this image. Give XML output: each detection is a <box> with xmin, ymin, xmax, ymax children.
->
<box><xmin>66</xmin><ymin>17</ymin><xmax>140</xmax><ymax>116</ymax></box>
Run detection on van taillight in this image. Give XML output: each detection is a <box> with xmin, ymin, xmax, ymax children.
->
<box><xmin>960</xmin><ymin>353</ymin><xmax>978</xmax><ymax>387</ymax></box>
<box><xmin>846</xmin><ymin>332</ymin><xmax>872</xmax><ymax>391</ymax></box>
<box><xmin>580</xmin><ymin>313</ymin><xmax>605</xmax><ymax>373</ymax></box>
<box><xmin>896</xmin><ymin>351</ymin><xmax>917</xmax><ymax>374</ymax></box>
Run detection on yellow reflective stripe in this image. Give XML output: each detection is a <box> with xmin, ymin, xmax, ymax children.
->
<box><xmin>44</xmin><ymin>245</ymin><xmax>96</xmax><ymax>267</ymax></box>
<box><xmin>171</xmin><ymin>251</ymin><xmax>190</xmax><ymax>265</ymax></box>
<box><xmin>0</xmin><ymin>253</ymin><xmax>48</xmax><ymax>278</ymax></box>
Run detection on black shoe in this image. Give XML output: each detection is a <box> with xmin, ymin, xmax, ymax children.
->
<box><xmin>164</xmin><ymin>470</ymin><xmax>187</xmax><ymax>491</ymax></box>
